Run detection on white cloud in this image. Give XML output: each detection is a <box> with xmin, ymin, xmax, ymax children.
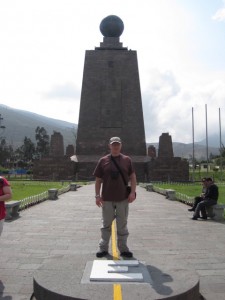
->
<box><xmin>44</xmin><ymin>83</ymin><xmax>80</xmax><ymax>99</ymax></box>
<box><xmin>0</xmin><ymin>0</ymin><xmax>225</xmax><ymax>145</ymax></box>
<box><xmin>212</xmin><ymin>1</ymin><xmax>225</xmax><ymax>22</ymax></box>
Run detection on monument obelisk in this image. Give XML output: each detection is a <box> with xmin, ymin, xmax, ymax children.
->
<box><xmin>76</xmin><ymin>15</ymin><xmax>147</xmax><ymax>180</ymax></box>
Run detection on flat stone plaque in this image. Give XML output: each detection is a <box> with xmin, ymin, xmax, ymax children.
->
<box><xmin>108</xmin><ymin>266</ymin><xmax>128</xmax><ymax>273</ymax></box>
<box><xmin>90</xmin><ymin>260</ymin><xmax>143</xmax><ymax>282</ymax></box>
<box><xmin>108</xmin><ymin>260</ymin><xmax>139</xmax><ymax>267</ymax></box>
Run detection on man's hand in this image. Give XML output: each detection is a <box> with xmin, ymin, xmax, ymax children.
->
<box><xmin>96</xmin><ymin>197</ymin><xmax>104</xmax><ymax>207</ymax></box>
<box><xmin>128</xmin><ymin>192</ymin><xmax>136</xmax><ymax>203</ymax></box>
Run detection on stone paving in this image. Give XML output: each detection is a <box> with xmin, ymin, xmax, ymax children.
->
<box><xmin>0</xmin><ymin>184</ymin><xmax>225</xmax><ymax>299</ymax></box>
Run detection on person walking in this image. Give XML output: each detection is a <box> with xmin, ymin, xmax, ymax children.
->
<box><xmin>192</xmin><ymin>177</ymin><xmax>219</xmax><ymax>220</ymax></box>
<box><xmin>93</xmin><ymin>137</ymin><xmax>136</xmax><ymax>258</ymax></box>
<box><xmin>0</xmin><ymin>176</ymin><xmax>12</xmax><ymax>236</ymax></box>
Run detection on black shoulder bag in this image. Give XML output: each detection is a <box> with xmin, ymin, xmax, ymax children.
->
<box><xmin>111</xmin><ymin>155</ymin><xmax>136</xmax><ymax>199</ymax></box>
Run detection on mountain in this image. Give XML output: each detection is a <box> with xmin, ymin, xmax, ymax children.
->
<box><xmin>0</xmin><ymin>104</ymin><xmax>77</xmax><ymax>150</ymax></box>
<box><xmin>196</xmin><ymin>134</ymin><xmax>223</xmax><ymax>148</ymax></box>
<box><xmin>0</xmin><ymin>104</ymin><xmax>221</xmax><ymax>159</ymax></box>
<box><xmin>148</xmin><ymin>142</ymin><xmax>220</xmax><ymax>160</ymax></box>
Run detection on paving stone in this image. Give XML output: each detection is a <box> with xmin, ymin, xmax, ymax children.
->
<box><xmin>0</xmin><ymin>184</ymin><xmax>225</xmax><ymax>299</ymax></box>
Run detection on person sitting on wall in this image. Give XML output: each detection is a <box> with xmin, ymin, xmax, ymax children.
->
<box><xmin>191</xmin><ymin>177</ymin><xmax>218</xmax><ymax>220</ymax></box>
<box><xmin>188</xmin><ymin>178</ymin><xmax>207</xmax><ymax>212</ymax></box>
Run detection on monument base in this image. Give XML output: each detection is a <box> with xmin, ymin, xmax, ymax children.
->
<box><xmin>33</xmin><ymin>255</ymin><xmax>199</xmax><ymax>300</ymax></box>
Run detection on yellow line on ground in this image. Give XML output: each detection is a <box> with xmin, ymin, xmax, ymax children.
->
<box><xmin>111</xmin><ymin>220</ymin><xmax>119</xmax><ymax>260</ymax></box>
<box><xmin>113</xmin><ymin>284</ymin><xmax>122</xmax><ymax>300</ymax></box>
<box><xmin>112</xmin><ymin>220</ymin><xmax>123</xmax><ymax>300</ymax></box>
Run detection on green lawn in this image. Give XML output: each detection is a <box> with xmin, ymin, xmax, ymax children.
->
<box><xmin>8</xmin><ymin>181</ymin><xmax>70</xmax><ymax>200</ymax></box>
<box><xmin>153</xmin><ymin>182</ymin><xmax>225</xmax><ymax>204</ymax></box>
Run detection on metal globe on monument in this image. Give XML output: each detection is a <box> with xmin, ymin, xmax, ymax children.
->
<box><xmin>100</xmin><ymin>15</ymin><xmax>124</xmax><ymax>37</ymax></box>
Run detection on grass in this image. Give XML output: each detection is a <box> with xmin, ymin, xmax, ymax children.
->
<box><xmin>7</xmin><ymin>179</ymin><xmax>225</xmax><ymax>205</ymax></box>
<box><xmin>8</xmin><ymin>181</ymin><xmax>70</xmax><ymax>200</ymax></box>
<box><xmin>153</xmin><ymin>182</ymin><xmax>225</xmax><ymax>205</ymax></box>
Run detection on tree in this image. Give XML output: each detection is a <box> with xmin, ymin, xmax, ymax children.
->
<box><xmin>0</xmin><ymin>139</ymin><xmax>13</xmax><ymax>167</ymax></box>
<box><xmin>35</xmin><ymin>126</ymin><xmax>50</xmax><ymax>158</ymax></box>
<box><xmin>15</xmin><ymin>137</ymin><xmax>36</xmax><ymax>162</ymax></box>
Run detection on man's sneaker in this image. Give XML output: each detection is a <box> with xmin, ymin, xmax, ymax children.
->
<box><xmin>188</xmin><ymin>208</ymin><xmax>195</xmax><ymax>211</ymax></box>
<box><xmin>191</xmin><ymin>216</ymin><xmax>198</xmax><ymax>220</ymax></box>
<box><xmin>120</xmin><ymin>251</ymin><xmax>133</xmax><ymax>258</ymax></box>
<box><xmin>96</xmin><ymin>251</ymin><xmax>108</xmax><ymax>258</ymax></box>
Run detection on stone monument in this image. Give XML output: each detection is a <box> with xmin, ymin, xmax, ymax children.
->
<box><xmin>146</xmin><ymin>133</ymin><xmax>189</xmax><ymax>181</ymax></box>
<box><xmin>76</xmin><ymin>15</ymin><xmax>147</xmax><ymax>181</ymax></box>
<box><xmin>33</xmin><ymin>132</ymin><xmax>75</xmax><ymax>180</ymax></box>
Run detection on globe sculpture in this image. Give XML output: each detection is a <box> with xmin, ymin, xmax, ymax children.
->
<box><xmin>100</xmin><ymin>15</ymin><xmax>124</xmax><ymax>37</ymax></box>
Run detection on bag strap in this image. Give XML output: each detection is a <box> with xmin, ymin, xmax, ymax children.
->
<box><xmin>111</xmin><ymin>155</ymin><xmax>127</xmax><ymax>186</ymax></box>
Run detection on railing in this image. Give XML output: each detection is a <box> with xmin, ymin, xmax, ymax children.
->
<box><xmin>175</xmin><ymin>192</ymin><xmax>194</xmax><ymax>205</ymax></box>
<box><xmin>19</xmin><ymin>184</ymin><xmax>71</xmax><ymax>211</ymax></box>
<box><xmin>152</xmin><ymin>186</ymin><xmax>167</xmax><ymax>195</ymax></box>
<box><xmin>19</xmin><ymin>191</ymin><xmax>48</xmax><ymax>210</ymax></box>
<box><xmin>150</xmin><ymin>185</ymin><xmax>194</xmax><ymax>205</ymax></box>
<box><xmin>58</xmin><ymin>184</ymin><xmax>71</xmax><ymax>195</ymax></box>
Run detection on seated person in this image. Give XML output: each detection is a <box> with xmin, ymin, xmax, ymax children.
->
<box><xmin>192</xmin><ymin>177</ymin><xmax>218</xmax><ymax>220</ymax></box>
<box><xmin>188</xmin><ymin>178</ymin><xmax>207</xmax><ymax>212</ymax></box>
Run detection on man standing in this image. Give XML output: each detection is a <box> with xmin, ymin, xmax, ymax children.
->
<box><xmin>93</xmin><ymin>137</ymin><xmax>136</xmax><ymax>258</ymax></box>
<box><xmin>0</xmin><ymin>176</ymin><xmax>12</xmax><ymax>236</ymax></box>
<box><xmin>192</xmin><ymin>177</ymin><xmax>219</xmax><ymax>220</ymax></box>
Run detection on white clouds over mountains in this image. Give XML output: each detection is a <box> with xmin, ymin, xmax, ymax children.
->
<box><xmin>0</xmin><ymin>0</ymin><xmax>225</xmax><ymax>144</ymax></box>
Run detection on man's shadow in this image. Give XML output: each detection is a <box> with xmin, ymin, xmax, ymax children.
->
<box><xmin>0</xmin><ymin>280</ymin><xmax>12</xmax><ymax>300</ymax></box>
<box><xmin>106</xmin><ymin>255</ymin><xmax>173</xmax><ymax>296</ymax></box>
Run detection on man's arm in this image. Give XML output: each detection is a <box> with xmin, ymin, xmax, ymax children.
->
<box><xmin>128</xmin><ymin>172</ymin><xmax>136</xmax><ymax>203</ymax></box>
<box><xmin>95</xmin><ymin>177</ymin><xmax>103</xmax><ymax>207</ymax></box>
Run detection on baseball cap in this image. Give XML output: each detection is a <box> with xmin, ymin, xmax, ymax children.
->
<box><xmin>109</xmin><ymin>137</ymin><xmax>122</xmax><ymax>144</ymax></box>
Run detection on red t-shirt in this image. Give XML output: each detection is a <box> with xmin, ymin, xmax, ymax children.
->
<box><xmin>93</xmin><ymin>153</ymin><xmax>134</xmax><ymax>202</ymax></box>
<box><xmin>0</xmin><ymin>177</ymin><xmax>10</xmax><ymax>220</ymax></box>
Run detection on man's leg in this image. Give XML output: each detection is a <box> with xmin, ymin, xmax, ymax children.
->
<box><xmin>201</xmin><ymin>199</ymin><xmax>217</xmax><ymax>218</ymax></box>
<box><xmin>193</xmin><ymin>201</ymin><xmax>203</xmax><ymax>219</ymax></box>
<box><xmin>98</xmin><ymin>201</ymin><xmax>115</xmax><ymax>252</ymax></box>
<box><xmin>189</xmin><ymin>196</ymin><xmax>202</xmax><ymax>211</ymax></box>
<box><xmin>193</xmin><ymin>197</ymin><xmax>202</xmax><ymax>210</ymax></box>
<box><xmin>115</xmin><ymin>200</ymin><xmax>130</xmax><ymax>253</ymax></box>
<box><xmin>0</xmin><ymin>219</ymin><xmax>4</xmax><ymax>236</ymax></box>
<box><xmin>193</xmin><ymin>199</ymin><xmax>217</xmax><ymax>219</ymax></box>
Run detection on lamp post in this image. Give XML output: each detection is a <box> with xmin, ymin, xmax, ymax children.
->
<box><xmin>192</xmin><ymin>107</ymin><xmax>195</xmax><ymax>181</ymax></box>
<box><xmin>219</xmin><ymin>108</ymin><xmax>222</xmax><ymax>180</ymax></box>
<box><xmin>205</xmin><ymin>104</ymin><xmax>209</xmax><ymax>174</ymax></box>
<box><xmin>0</xmin><ymin>114</ymin><xmax>6</xmax><ymax>141</ymax></box>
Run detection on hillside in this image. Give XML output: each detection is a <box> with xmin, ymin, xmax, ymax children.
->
<box><xmin>0</xmin><ymin>104</ymin><xmax>77</xmax><ymax>150</ymax></box>
<box><xmin>148</xmin><ymin>142</ymin><xmax>220</xmax><ymax>160</ymax></box>
<box><xmin>0</xmin><ymin>104</ymin><xmax>220</xmax><ymax>159</ymax></box>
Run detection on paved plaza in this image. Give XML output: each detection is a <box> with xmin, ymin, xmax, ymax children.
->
<box><xmin>0</xmin><ymin>184</ymin><xmax>225</xmax><ymax>299</ymax></box>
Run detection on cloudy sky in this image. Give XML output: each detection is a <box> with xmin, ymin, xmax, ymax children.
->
<box><xmin>1</xmin><ymin>0</ymin><xmax>225</xmax><ymax>144</ymax></box>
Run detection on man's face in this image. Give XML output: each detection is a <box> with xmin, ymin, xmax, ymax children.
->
<box><xmin>109</xmin><ymin>142</ymin><xmax>122</xmax><ymax>155</ymax></box>
<box><xmin>205</xmin><ymin>180</ymin><xmax>212</xmax><ymax>187</ymax></box>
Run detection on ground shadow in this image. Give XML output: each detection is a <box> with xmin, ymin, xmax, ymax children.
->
<box><xmin>0</xmin><ymin>280</ymin><xmax>12</xmax><ymax>300</ymax></box>
<box><xmin>106</xmin><ymin>254</ymin><xmax>173</xmax><ymax>296</ymax></box>
<box><xmin>146</xmin><ymin>265</ymin><xmax>173</xmax><ymax>296</ymax></box>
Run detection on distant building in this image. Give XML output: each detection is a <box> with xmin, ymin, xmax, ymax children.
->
<box><xmin>33</xmin><ymin>131</ymin><xmax>75</xmax><ymax>180</ymax></box>
<box><xmin>146</xmin><ymin>133</ymin><xmax>189</xmax><ymax>181</ymax></box>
